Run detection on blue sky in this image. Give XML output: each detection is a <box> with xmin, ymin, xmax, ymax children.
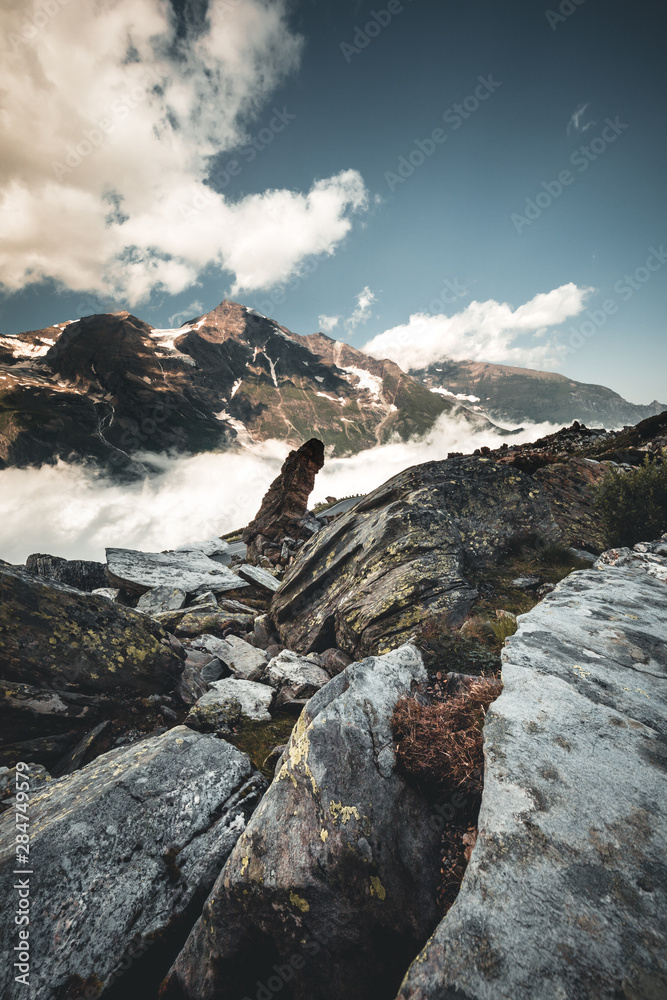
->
<box><xmin>1</xmin><ymin>0</ymin><xmax>665</xmax><ymax>403</ymax></box>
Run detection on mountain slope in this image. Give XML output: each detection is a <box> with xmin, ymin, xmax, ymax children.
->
<box><xmin>0</xmin><ymin>301</ymin><xmax>498</xmax><ymax>476</ymax></box>
<box><xmin>412</xmin><ymin>360</ymin><xmax>666</xmax><ymax>428</ymax></box>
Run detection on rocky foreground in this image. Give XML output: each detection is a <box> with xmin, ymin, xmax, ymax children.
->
<box><xmin>0</xmin><ymin>420</ymin><xmax>666</xmax><ymax>999</ymax></box>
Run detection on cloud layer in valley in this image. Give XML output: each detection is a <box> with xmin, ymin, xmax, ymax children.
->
<box><xmin>0</xmin><ymin>0</ymin><xmax>368</xmax><ymax>304</ymax></box>
<box><xmin>362</xmin><ymin>282</ymin><xmax>593</xmax><ymax>370</ymax></box>
<box><xmin>0</xmin><ymin>415</ymin><xmax>561</xmax><ymax>564</ymax></box>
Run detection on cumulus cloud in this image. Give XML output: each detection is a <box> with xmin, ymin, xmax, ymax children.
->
<box><xmin>0</xmin><ymin>0</ymin><xmax>368</xmax><ymax>304</ymax></box>
<box><xmin>362</xmin><ymin>283</ymin><xmax>593</xmax><ymax>370</ymax></box>
<box><xmin>567</xmin><ymin>102</ymin><xmax>595</xmax><ymax>134</ymax></box>
<box><xmin>318</xmin><ymin>314</ymin><xmax>340</xmax><ymax>333</ymax></box>
<box><xmin>318</xmin><ymin>285</ymin><xmax>377</xmax><ymax>336</ymax></box>
<box><xmin>168</xmin><ymin>299</ymin><xmax>203</xmax><ymax>327</ymax></box>
<box><xmin>0</xmin><ymin>415</ymin><xmax>561</xmax><ymax>563</ymax></box>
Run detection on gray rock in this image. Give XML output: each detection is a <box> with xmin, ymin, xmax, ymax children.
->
<box><xmin>594</xmin><ymin>534</ymin><xmax>667</xmax><ymax>583</ymax></box>
<box><xmin>397</xmin><ymin>565</ymin><xmax>667</xmax><ymax>1000</ymax></box>
<box><xmin>237</xmin><ymin>562</ymin><xmax>281</xmax><ymax>592</ymax></box>
<box><xmin>162</xmin><ymin>645</ymin><xmax>445</xmax><ymax>1000</ymax></box>
<box><xmin>0</xmin><ymin>565</ymin><xmax>183</xmax><ymax>696</ymax></box>
<box><xmin>245</xmin><ymin>612</ymin><xmax>278</xmax><ymax>650</ymax></box>
<box><xmin>136</xmin><ymin>585</ymin><xmax>187</xmax><ymax>615</ymax></box>
<box><xmin>173</xmin><ymin>538</ymin><xmax>229</xmax><ymax>557</ymax></box>
<box><xmin>200</xmin><ymin>657</ymin><xmax>225</xmax><ymax>682</ymax></box>
<box><xmin>91</xmin><ymin>586</ymin><xmax>121</xmax><ymax>601</ymax></box>
<box><xmin>193</xmin><ymin>634</ymin><xmax>269</xmax><ymax>682</ymax></box>
<box><xmin>0</xmin><ymin>727</ymin><xmax>266</xmax><ymax>1000</ymax></box>
<box><xmin>106</xmin><ymin>547</ymin><xmax>248</xmax><ymax>595</ymax></box>
<box><xmin>511</xmin><ymin>575</ymin><xmax>541</xmax><ymax>588</ymax></box>
<box><xmin>176</xmin><ymin>664</ymin><xmax>209</xmax><ymax>706</ymax></box>
<box><xmin>272</xmin><ymin>456</ymin><xmax>563</xmax><ymax>658</ymax></box>
<box><xmin>190</xmin><ymin>590</ymin><xmax>218</xmax><ymax>608</ymax></box>
<box><xmin>191</xmin><ymin>678</ymin><xmax>274</xmax><ymax>723</ymax></box>
<box><xmin>266</xmin><ymin>649</ymin><xmax>330</xmax><ymax>707</ymax></box>
<box><xmin>568</xmin><ymin>546</ymin><xmax>598</xmax><ymax>564</ymax></box>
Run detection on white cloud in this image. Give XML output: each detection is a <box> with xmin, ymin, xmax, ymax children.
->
<box><xmin>567</xmin><ymin>102</ymin><xmax>595</xmax><ymax>134</ymax></box>
<box><xmin>168</xmin><ymin>299</ymin><xmax>203</xmax><ymax>327</ymax></box>
<box><xmin>362</xmin><ymin>283</ymin><xmax>593</xmax><ymax>370</ymax></box>
<box><xmin>318</xmin><ymin>314</ymin><xmax>340</xmax><ymax>333</ymax></box>
<box><xmin>318</xmin><ymin>286</ymin><xmax>377</xmax><ymax>337</ymax></box>
<box><xmin>0</xmin><ymin>0</ymin><xmax>368</xmax><ymax>304</ymax></box>
<box><xmin>0</xmin><ymin>416</ymin><xmax>561</xmax><ymax>563</ymax></box>
<box><xmin>345</xmin><ymin>285</ymin><xmax>376</xmax><ymax>332</ymax></box>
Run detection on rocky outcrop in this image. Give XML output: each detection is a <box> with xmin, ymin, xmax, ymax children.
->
<box><xmin>595</xmin><ymin>533</ymin><xmax>667</xmax><ymax>583</ymax></box>
<box><xmin>242</xmin><ymin>438</ymin><xmax>325</xmax><ymax>563</ymax></box>
<box><xmin>0</xmin><ymin>565</ymin><xmax>183</xmax><ymax>695</ymax></box>
<box><xmin>25</xmin><ymin>552</ymin><xmax>108</xmax><ymax>591</ymax></box>
<box><xmin>0</xmin><ymin>726</ymin><xmax>266</xmax><ymax>1000</ymax></box>
<box><xmin>106</xmin><ymin>547</ymin><xmax>247</xmax><ymax>596</ymax></box>
<box><xmin>162</xmin><ymin>645</ymin><xmax>446</xmax><ymax>1000</ymax></box>
<box><xmin>271</xmin><ymin>455</ymin><xmax>564</xmax><ymax>658</ymax></box>
<box><xmin>533</xmin><ymin>456</ymin><xmax>608</xmax><ymax>551</ymax></box>
<box><xmin>397</xmin><ymin>559</ymin><xmax>667</xmax><ymax>1000</ymax></box>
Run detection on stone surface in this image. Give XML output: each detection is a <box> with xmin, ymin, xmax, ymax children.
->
<box><xmin>91</xmin><ymin>587</ymin><xmax>121</xmax><ymax>601</ymax></box>
<box><xmin>162</xmin><ymin>645</ymin><xmax>446</xmax><ymax>1000</ymax></box>
<box><xmin>533</xmin><ymin>456</ymin><xmax>609</xmax><ymax>552</ymax></box>
<box><xmin>0</xmin><ymin>726</ymin><xmax>266</xmax><ymax>1000</ymax></box>
<box><xmin>0</xmin><ymin>565</ymin><xmax>183</xmax><ymax>695</ymax></box>
<box><xmin>190</xmin><ymin>678</ymin><xmax>274</xmax><ymax>724</ymax></box>
<box><xmin>192</xmin><ymin>634</ymin><xmax>269</xmax><ymax>681</ymax></box>
<box><xmin>136</xmin><ymin>585</ymin><xmax>187</xmax><ymax>615</ymax></box>
<box><xmin>266</xmin><ymin>649</ymin><xmax>331</xmax><ymax>707</ymax></box>
<box><xmin>242</xmin><ymin>438</ymin><xmax>325</xmax><ymax>562</ymax></box>
<box><xmin>272</xmin><ymin>456</ymin><xmax>563</xmax><ymax>658</ymax></box>
<box><xmin>237</xmin><ymin>563</ymin><xmax>281</xmax><ymax>593</ymax></box>
<box><xmin>105</xmin><ymin>547</ymin><xmax>247</xmax><ymax>596</ymax></box>
<box><xmin>320</xmin><ymin>647</ymin><xmax>354</xmax><ymax>677</ymax></box>
<box><xmin>25</xmin><ymin>552</ymin><xmax>108</xmax><ymax>591</ymax></box>
<box><xmin>157</xmin><ymin>608</ymin><xmax>255</xmax><ymax>640</ymax></box>
<box><xmin>174</xmin><ymin>538</ymin><xmax>229</xmax><ymax>557</ymax></box>
<box><xmin>397</xmin><ymin>565</ymin><xmax>667</xmax><ymax>1000</ymax></box>
<box><xmin>595</xmin><ymin>533</ymin><xmax>667</xmax><ymax>583</ymax></box>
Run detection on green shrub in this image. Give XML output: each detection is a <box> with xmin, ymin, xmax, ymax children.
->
<box><xmin>595</xmin><ymin>456</ymin><xmax>667</xmax><ymax>548</ymax></box>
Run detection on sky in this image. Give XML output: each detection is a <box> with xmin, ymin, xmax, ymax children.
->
<box><xmin>0</xmin><ymin>0</ymin><xmax>665</xmax><ymax>403</ymax></box>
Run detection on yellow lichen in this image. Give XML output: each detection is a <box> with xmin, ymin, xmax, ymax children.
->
<box><xmin>370</xmin><ymin>876</ymin><xmax>386</xmax><ymax>900</ymax></box>
<box><xmin>320</xmin><ymin>829</ymin><xmax>329</xmax><ymax>842</ymax></box>
<box><xmin>289</xmin><ymin>892</ymin><xmax>310</xmax><ymax>912</ymax></box>
<box><xmin>329</xmin><ymin>801</ymin><xmax>361</xmax><ymax>825</ymax></box>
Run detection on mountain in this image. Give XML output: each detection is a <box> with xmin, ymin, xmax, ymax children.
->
<box><xmin>0</xmin><ymin>301</ymin><xmax>500</xmax><ymax>476</ymax></box>
<box><xmin>411</xmin><ymin>359</ymin><xmax>667</xmax><ymax>428</ymax></box>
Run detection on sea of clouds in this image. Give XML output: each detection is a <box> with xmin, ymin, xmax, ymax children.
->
<box><xmin>0</xmin><ymin>413</ymin><xmax>560</xmax><ymax>564</ymax></box>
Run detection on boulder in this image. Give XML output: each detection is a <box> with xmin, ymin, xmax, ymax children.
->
<box><xmin>595</xmin><ymin>533</ymin><xmax>667</xmax><ymax>583</ymax></box>
<box><xmin>533</xmin><ymin>456</ymin><xmax>608</xmax><ymax>551</ymax></box>
<box><xmin>187</xmin><ymin>678</ymin><xmax>274</xmax><ymax>727</ymax></box>
<box><xmin>174</xmin><ymin>538</ymin><xmax>229</xmax><ymax>557</ymax></box>
<box><xmin>91</xmin><ymin>587</ymin><xmax>121</xmax><ymax>601</ymax></box>
<box><xmin>25</xmin><ymin>552</ymin><xmax>108</xmax><ymax>591</ymax></box>
<box><xmin>238</xmin><ymin>563</ymin><xmax>281</xmax><ymax>593</ymax></box>
<box><xmin>105</xmin><ymin>547</ymin><xmax>247</xmax><ymax>596</ymax></box>
<box><xmin>271</xmin><ymin>455</ymin><xmax>563</xmax><ymax>658</ymax></box>
<box><xmin>0</xmin><ymin>726</ymin><xmax>266</xmax><ymax>1000</ymax></box>
<box><xmin>136</xmin><ymin>586</ymin><xmax>187</xmax><ymax>615</ymax></box>
<box><xmin>397</xmin><ymin>565</ymin><xmax>667</xmax><ymax>1000</ymax></box>
<box><xmin>242</xmin><ymin>438</ymin><xmax>325</xmax><ymax>562</ymax></box>
<box><xmin>0</xmin><ymin>565</ymin><xmax>183</xmax><ymax>695</ymax></box>
<box><xmin>190</xmin><ymin>634</ymin><xmax>268</xmax><ymax>682</ymax></box>
<box><xmin>157</xmin><ymin>609</ymin><xmax>255</xmax><ymax>640</ymax></box>
<box><xmin>320</xmin><ymin>647</ymin><xmax>354</xmax><ymax>677</ymax></box>
<box><xmin>162</xmin><ymin>645</ymin><xmax>445</xmax><ymax>1000</ymax></box>
<box><xmin>266</xmin><ymin>649</ymin><xmax>330</xmax><ymax>707</ymax></box>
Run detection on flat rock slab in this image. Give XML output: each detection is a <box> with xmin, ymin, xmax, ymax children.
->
<box><xmin>266</xmin><ymin>649</ymin><xmax>330</xmax><ymax>706</ymax></box>
<box><xmin>238</xmin><ymin>563</ymin><xmax>281</xmax><ymax>593</ymax></box>
<box><xmin>0</xmin><ymin>565</ymin><xmax>183</xmax><ymax>695</ymax></box>
<box><xmin>595</xmin><ymin>534</ymin><xmax>667</xmax><ymax>584</ymax></box>
<box><xmin>0</xmin><ymin>726</ymin><xmax>265</xmax><ymax>1000</ymax></box>
<box><xmin>163</xmin><ymin>645</ymin><xmax>445</xmax><ymax>1000</ymax></box>
<box><xmin>106</xmin><ymin>547</ymin><xmax>247</xmax><ymax>595</ymax></box>
<box><xmin>194</xmin><ymin>678</ymin><xmax>274</xmax><ymax>722</ymax></box>
<box><xmin>397</xmin><ymin>563</ymin><xmax>667</xmax><ymax>1000</ymax></box>
<box><xmin>193</xmin><ymin>634</ymin><xmax>269</xmax><ymax>681</ymax></box>
<box><xmin>137</xmin><ymin>585</ymin><xmax>187</xmax><ymax>615</ymax></box>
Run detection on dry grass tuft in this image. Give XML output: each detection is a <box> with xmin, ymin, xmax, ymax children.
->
<box><xmin>392</xmin><ymin>679</ymin><xmax>502</xmax><ymax>795</ymax></box>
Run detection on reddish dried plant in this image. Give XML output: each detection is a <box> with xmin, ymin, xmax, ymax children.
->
<box><xmin>392</xmin><ymin>678</ymin><xmax>502</xmax><ymax>795</ymax></box>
